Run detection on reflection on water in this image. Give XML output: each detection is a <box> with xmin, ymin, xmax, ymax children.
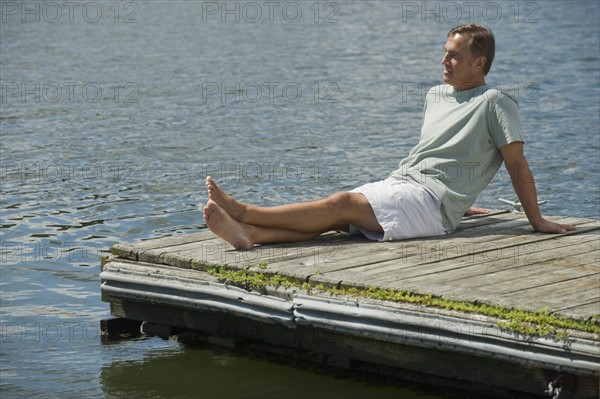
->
<box><xmin>101</xmin><ymin>338</ymin><xmax>440</xmax><ymax>399</ymax></box>
<box><xmin>1</xmin><ymin>1</ymin><xmax>598</xmax><ymax>398</ymax></box>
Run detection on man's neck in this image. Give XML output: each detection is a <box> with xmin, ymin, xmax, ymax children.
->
<box><xmin>453</xmin><ymin>80</ymin><xmax>486</xmax><ymax>91</ymax></box>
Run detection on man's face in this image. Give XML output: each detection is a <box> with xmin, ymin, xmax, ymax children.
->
<box><xmin>441</xmin><ymin>33</ymin><xmax>484</xmax><ymax>90</ymax></box>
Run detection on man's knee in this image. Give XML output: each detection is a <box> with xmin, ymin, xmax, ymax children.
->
<box><xmin>324</xmin><ymin>191</ymin><xmax>380</xmax><ymax>232</ymax></box>
<box><xmin>326</xmin><ymin>192</ymin><xmax>359</xmax><ymax>217</ymax></box>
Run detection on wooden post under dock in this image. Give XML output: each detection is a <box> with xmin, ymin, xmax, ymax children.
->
<box><xmin>100</xmin><ymin>211</ymin><xmax>600</xmax><ymax>398</ymax></box>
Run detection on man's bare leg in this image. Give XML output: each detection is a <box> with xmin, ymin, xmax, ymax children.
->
<box><xmin>205</xmin><ymin>176</ymin><xmax>383</xmax><ymax>234</ymax></box>
<box><xmin>203</xmin><ymin>200</ymin><xmax>322</xmax><ymax>249</ymax></box>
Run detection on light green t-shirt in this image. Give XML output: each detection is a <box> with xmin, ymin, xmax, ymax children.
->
<box><xmin>390</xmin><ymin>84</ymin><xmax>524</xmax><ymax>233</ymax></box>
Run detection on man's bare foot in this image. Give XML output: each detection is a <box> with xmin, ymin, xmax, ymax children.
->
<box><xmin>205</xmin><ymin>176</ymin><xmax>247</xmax><ymax>221</ymax></box>
<box><xmin>203</xmin><ymin>200</ymin><xmax>254</xmax><ymax>250</ymax></box>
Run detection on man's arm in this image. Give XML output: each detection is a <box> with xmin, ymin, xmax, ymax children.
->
<box><xmin>500</xmin><ymin>141</ymin><xmax>576</xmax><ymax>234</ymax></box>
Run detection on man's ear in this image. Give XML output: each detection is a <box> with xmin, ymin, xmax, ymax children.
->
<box><xmin>475</xmin><ymin>56</ymin><xmax>486</xmax><ymax>71</ymax></box>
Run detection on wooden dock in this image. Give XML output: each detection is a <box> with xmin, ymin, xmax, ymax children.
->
<box><xmin>100</xmin><ymin>211</ymin><xmax>600</xmax><ymax>398</ymax></box>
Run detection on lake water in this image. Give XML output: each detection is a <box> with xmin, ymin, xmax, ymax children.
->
<box><xmin>1</xmin><ymin>1</ymin><xmax>599</xmax><ymax>398</ymax></box>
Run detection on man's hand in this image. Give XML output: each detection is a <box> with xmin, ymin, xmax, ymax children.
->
<box><xmin>532</xmin><ymin>218</ymin><xmax>576</xmax><ymax>234</ymax></box>
<box><xmin>464</xmin><ymin>207</ymin><xmax>491</xmax><ymax>216</ymax></box>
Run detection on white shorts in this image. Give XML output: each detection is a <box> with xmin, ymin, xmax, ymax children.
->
<box><xmin>349</xmin><ymin>177</ymin><xmax>447</xmax><ymax>242</ymax></box>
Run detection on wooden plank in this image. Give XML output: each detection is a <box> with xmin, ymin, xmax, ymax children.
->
<box><xmin>556</xmin><ymin>300</ymin><xmax>600</xmax><ymax>319</ymax></box>
<box><xmin>111</xmin><ymin>231</ymin><xmax>214</xmax><ymax>260</ymax></box>
<box><xmin>369</xmin><ymin>249</ymin><xmax>598</xmax><ymax>313</ymax></box>
<box><xmin>121</xmin><ymin>213</ymin><xmax>596</xmax><ymax>274</ymax></box>
<box><xmin>137</xmin><ymin>237</ymin><xmax>225</xmax><ymax>268</ymax></box>
<box><xmin>162</xmin><ymin>232</ymin><xmax>355</xmax><ymax>274</ymax></box>
<box><xmin>433</xmin><ymin>235</ymin><xmax>599</xmax><ymax>283</ymax></box>
<box><xmin>442</xmin><ymin>273</ymin><xmax>600</xmax><ymax>314</ymax></box>
<box><xmin>495</xmin><ymin>277</ymin><xmax>600</xmax><ymax>315</ymax></box>
<box><xmin>314</xmin><ymin>233</ymin><xmax>598</xmax><ymax>316</ymax></box>
<box><xmin>273</xmin><ymin>222</ymin><xmax>559</xmax><ymax>281</ymax></box>
<box><xmin>134</xmin><ymin>212</ymin><xmax>528</xmax><ymax>271</ymax></box>
<box><xmin>129</xmin><ymin>226</ymin><xmax>340</xmax><ymax>268</ymax></box>
<box><xmin>412</xmin><ymin>237</ymin><xmax>600</xmax><ymax>295</ymax></box>
<box><xmin>321</xmin><ymin>225</ymin><xmax>599</xmax><ymax>290</ymax></box>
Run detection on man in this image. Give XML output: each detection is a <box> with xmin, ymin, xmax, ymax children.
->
<box><xmin>203</xmin><ymin>23</ymin><xmax>575</xmax><ymax>250</ymax></box>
